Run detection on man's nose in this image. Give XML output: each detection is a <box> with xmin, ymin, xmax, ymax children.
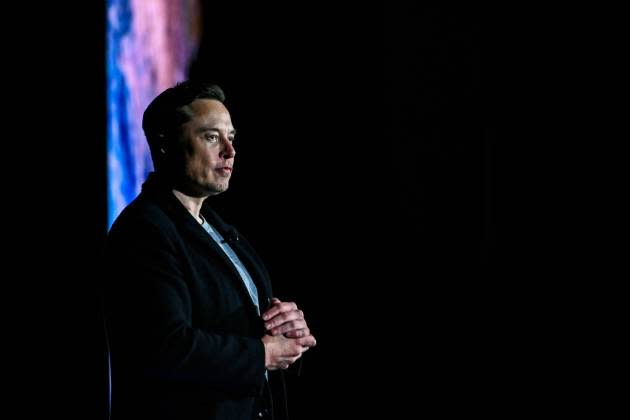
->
<box><xmin>221</xmin><ymin>139</ymin><xmax>235</xmax><ymax>159</ymax></box>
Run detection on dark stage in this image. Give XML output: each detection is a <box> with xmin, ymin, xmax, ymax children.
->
<box><xmin>12</xmin><ymin>3</ymin><xmax>498</xmax><ymax>418</ymax></box>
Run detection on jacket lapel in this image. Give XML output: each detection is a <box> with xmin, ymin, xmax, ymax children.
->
<box><xmin>142</xmin><ymin>176</ymin><xmax>266</xmax><ymax>316</ymax></box>
<box><xmin>184</xmin><ymin>210</ymin><xmax>263</xmax><ymax>315</ymax></box>
<box><xmin>201</xmin><ymin>207</ymin><xmax>273</xmax><ymax>308</ymax></box>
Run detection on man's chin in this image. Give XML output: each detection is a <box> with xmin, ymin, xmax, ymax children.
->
<box><xmin>204</xmin><ymin>183</ymin><xmax>229</xmax><ymax>196</ymax></box>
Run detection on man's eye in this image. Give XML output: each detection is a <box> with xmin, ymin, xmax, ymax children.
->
<box><xmin>205</xmin><ymin>133</ymin><xmax>219</xmax><ymax>143</ymax></box>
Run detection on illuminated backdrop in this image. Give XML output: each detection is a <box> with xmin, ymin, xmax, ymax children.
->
<box><xmin>107</xmin><ymin>0</ymin><xmax>201</xmax><ymax>228</ymax></box>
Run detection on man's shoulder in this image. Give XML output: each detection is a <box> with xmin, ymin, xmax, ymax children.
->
<box><xmin>108</xmin><ymin>193</ymin><xmax>176</xmax><ymax>239</ymax></box>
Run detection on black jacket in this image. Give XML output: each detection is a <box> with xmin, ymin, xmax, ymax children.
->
<box><xmin>103</xmin><ymin>173</ymin><xmax>274</xmax><ymax>419</ymax></box>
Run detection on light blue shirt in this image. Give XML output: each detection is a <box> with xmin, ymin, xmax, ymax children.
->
<box><xmin>200</xmin><ymin>218</ymin><xmax>260</xmax><ymax>314</ymax></box>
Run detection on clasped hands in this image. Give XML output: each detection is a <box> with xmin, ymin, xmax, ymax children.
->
<box><xmin>261</xmin><ymin>298</ymin><xmax>317</xmax><ymax>371</ymax></box>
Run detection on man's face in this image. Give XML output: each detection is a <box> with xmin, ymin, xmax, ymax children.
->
<box><xmin>176</xmin><ymin>99</ymin><xmax>236</xmax><ymax>196</ymax></box>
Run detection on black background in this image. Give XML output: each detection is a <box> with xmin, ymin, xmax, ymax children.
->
<box><xmin>11</xmin><ymin>2</ymin><xmax>501</xmax><ymax>418</ymax></box>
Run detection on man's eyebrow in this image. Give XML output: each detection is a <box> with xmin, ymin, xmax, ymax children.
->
<box><xmin>198</xmin><ymin>126</ymin><xmax>237</xmax><ymax>135</ymax></box>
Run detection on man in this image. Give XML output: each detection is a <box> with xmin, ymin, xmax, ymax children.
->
<box><xmin>103</xmin><ymin>81</ymin><xmax>316</xmax><ymax>419</ymax></box>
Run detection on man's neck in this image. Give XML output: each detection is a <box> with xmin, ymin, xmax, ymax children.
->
<box><xmin>172</xmin><ymin>189</ymin><xmax>206</xmax><ymax>224</ymax></box>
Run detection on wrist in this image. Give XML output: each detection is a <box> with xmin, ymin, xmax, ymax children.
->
<box><xmin>261</xmin><ymin>335</ymin><xmax>271</xmax><ymax>368</ymax></box>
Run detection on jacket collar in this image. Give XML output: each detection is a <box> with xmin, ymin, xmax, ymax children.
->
<box><xmin>140</xmin><ymin>172</ymin><xmax>236</xmax><ymax>241</ymax></box>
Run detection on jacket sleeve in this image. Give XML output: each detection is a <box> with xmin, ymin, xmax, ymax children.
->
<box><xmin>103</xmin><ymin>215</ymin><xmax>266</xmax><ymax>396</ymax></box>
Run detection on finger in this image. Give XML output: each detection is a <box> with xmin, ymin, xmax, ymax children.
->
<box><xmin>284</xmin><ymin>327</ymin><xmax>310</xmax><ymax>338</ymax></box>
<box><xmin>262</xmin><ymin>301</ymin><xmax>298</xmax><ymax>320</ymax></box>
<box><xmin>270</xmin><ymin>302</ymin><xmax>298</xmax><ymax>317</ymax></box>
<box><xmin>266</xmin><ymin>315</ymin><xmax>305</xmax><ymax>332</ymax></box>
<box><xmin>279</xmin><ymin>357</ymin><xmax>298</xmax><ymax>369</ymax></box>
<box><xmin>264</xmin><ymin>309</ymin><xmax>303</xmax><ymax>329</ymax></box>
<box><xmin>296</xmin><ymin>335</ymin><xmax>317</xmax><ymax>348</ymax></box>
<box><xmin>269</xmin><ymin>320</ymin><xmax>307</xmax><ymax>336</ymax></box>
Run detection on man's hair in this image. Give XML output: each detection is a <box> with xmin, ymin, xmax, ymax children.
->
<box><xmin>142</xmin><ymin>80</ymin><xmax>226</xmax><ymax>168</ymax></box>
